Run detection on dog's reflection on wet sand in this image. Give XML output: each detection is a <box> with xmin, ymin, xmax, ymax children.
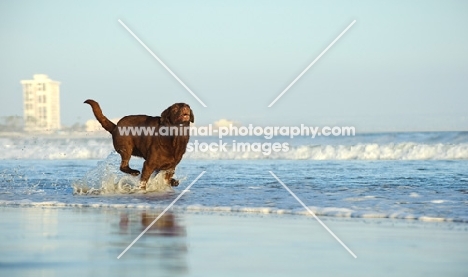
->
<box><xmin>117</xmin><ymin>211</ymin><xmax>188</xmax><ymax>275</ymax></box>
<box><xmin>119</xmin><ymin>211</ymin><xmax>186</xmax><ymax>237</ymax></box>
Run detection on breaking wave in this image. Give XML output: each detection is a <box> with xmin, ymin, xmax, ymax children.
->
<box><xmin>185</xmin><ymin>142</ymin><xmax>468</xmax><ymax>160</ymax></box>
<box><xmin>1</xmin><ymin>132</ymin><xmax>467</xmax><ymax>160</ymax></box>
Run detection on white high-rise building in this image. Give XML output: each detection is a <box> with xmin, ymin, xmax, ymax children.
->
<box><xmin>20</xmin><ymin>74</ymin><xmax>61</xmax><ymax>132</ymax></box>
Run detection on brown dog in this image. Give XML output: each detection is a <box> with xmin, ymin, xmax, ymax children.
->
<box><xmin>84</xmin><ymin>99</ymin><xmax>193</xmax><ymax>190</ymax></box>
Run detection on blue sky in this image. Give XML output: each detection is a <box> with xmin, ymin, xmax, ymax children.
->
<box><xmin>1</xmin><ymin>0</ymin><xmax>467</xmax><ymax>132</ymax></box>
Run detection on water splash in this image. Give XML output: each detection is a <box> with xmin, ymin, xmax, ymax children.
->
<box><xmin>72</xmin><ymin>152</ymin><xmax>174</xmax><ymax>195</ymax></box>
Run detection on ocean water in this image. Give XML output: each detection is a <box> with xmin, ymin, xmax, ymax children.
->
<box><xmin>0</xmin><ymin>131</ymin><xmax>467</xmax><ymax>222</ymax></box>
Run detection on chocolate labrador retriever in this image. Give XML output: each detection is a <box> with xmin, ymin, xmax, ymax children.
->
<box><xmin>84</xmin><ymin>99</ymin><xmax>193</xmax><ymax>190</ymax></box>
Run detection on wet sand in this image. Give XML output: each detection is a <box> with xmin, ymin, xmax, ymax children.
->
<box><xmin>1</xmin><ymin>206</ymin><xmax>467</xmax><ymax>276</ymax></box>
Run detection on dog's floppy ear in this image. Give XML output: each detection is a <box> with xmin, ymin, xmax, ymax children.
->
<box><xmin>190</xmin><ymin>109</ymin><xmax>194</xmax><ymax>123</ymax></box>
<box><xmin>160</xmin><ymin>106</ymin><xmax>172</xmax><ymax>125</ymax></box>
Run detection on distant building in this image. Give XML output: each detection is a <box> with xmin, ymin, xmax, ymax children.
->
<box><xmin>20</xmin><ymin>74</ymin><xmax>61</xmax><ymax>132</ymax></box>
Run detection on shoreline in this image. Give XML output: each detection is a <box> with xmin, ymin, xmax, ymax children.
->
<box><xmin>1</xmin><ymin>201</ymin><xmax>467</xmax><ymax>224</ymax></box>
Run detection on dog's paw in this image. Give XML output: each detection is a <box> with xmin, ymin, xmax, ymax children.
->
<box><xmin>138</xmin><ymin>181</ymin><xmax>147</xmax><ymax>192</ymax></box>
<box><xmin>130</xmin><ymin>170</ymin><xmax>140</xmax><ymax>176</ymax></box>
<box><xmin>170</xmin><ymin>179</ymin><xmax>179</xmax><ymax>187</ymax></box>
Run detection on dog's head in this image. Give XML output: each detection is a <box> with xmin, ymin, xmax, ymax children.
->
<box><xmin>160</xmin><ymin>103</ymin><xmax>194</xmax><ymax>125</ymax></box>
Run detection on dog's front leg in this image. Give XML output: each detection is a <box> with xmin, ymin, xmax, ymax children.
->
<box><xmin>165</xmin><ymin>169</ymin><xmax>179</xmax><ymax>187</ymax></box>
<box><xmin>139</xmin><ymin>160</ymin><xmax>156</xmax><ymax>190</ymax></box>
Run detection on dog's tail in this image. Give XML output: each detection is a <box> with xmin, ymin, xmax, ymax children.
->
<box><xmin>84</xmin><ymin>99</ymin><xmax>116</xmax><ymax>133</ymax></box>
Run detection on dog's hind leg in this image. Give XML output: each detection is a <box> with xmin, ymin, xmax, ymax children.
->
<box><xmin>117</xmin><ymin>149</ymin><xmax>140</xmax><ymax>176</ymax></box>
